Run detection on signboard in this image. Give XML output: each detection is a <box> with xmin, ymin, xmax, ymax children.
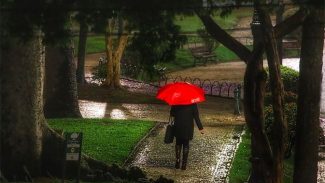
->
<box><xmin>65</xmin><ymin>132</ymin><xmax>83</xmax><ymax>161</ymax></box>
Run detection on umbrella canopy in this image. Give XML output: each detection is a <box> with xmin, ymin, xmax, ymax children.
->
<box><xmin>156</xmin><ymin>82</ymin><xmax>205</xmax><ymax>105</ymax></box>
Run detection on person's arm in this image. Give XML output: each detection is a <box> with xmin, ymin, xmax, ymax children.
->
<box><xmin>193</xmin><ymin>104</ymin><xmax>204</xmax><ymax>133</ymax></box>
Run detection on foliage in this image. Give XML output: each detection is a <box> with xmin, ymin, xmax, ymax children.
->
<box><xmin>264</xmin><ymin>91</ymin><xmax>297</xmax><ymax>106</ymax></box>
<box><xmin>91</xmin><ymin>58</ymin><xmax>107</xmax><ymax>84</ymax></box>
<box><xmin>280</xmin><ymin>66</ymin><xmax>299</xmax><ymax>93</ymax></box>
<box><xmin>264</xmin><ymin>103</ymin><xmax>297</xmax><ymax>158</ymax></box>
<box><xmin>48</xmin><ymin>119</ymin><xmax>155</xmax><ymax>165</ymax></box>
<box><xmin>127</xmin><ymin>10</ymin><xmax>187</xmax><ymax>80</ymax></box>
<box><xmin>1</xmin><ymin>0</ymin><xmax>73</xmax><ymax>44</ymax></box>
<box><xmin>266</xmin><ymin>66</ymin><xmax>299</xmax><ymax>93</ymax></box>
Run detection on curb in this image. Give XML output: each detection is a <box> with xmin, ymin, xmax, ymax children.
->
<box><xmin>122</xmin><ymin>122</ymin><xmax>165</xmax><ymax>167</ymax></box>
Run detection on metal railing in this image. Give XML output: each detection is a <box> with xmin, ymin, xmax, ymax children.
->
<box><xmin>155</xmin><ymin>76</ymin><xmax>242</xmax><ymax>99</ymax></box>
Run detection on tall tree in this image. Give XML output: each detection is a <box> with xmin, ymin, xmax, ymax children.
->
<box><xmin>260</xmin><ymin>7</ymin><xmax>287</xmax><ymax>183</ymax></box>
<box><xmin>293</xmin><ymin>1</ymin><xmax>324</xmax><ymax>182</ymax></box>
<box><xmin>196</xmin><ymin>1</ymin><xmax>307</xmax><ymax>182</ymax></box>
<box><xmin>104</xmin><ymin>17</ymin><xmax>128</xmax><ymax>88</ymax></box>
<box><xmin>0</xmin><ymin>0</ymin><xmax>75</xmax><ymax>179</ymax></box>
<box><xmin>276</xmin><ymin>0</ymin><xmax>284</xmax><ymax>63</ymax></box>
<box><xmin>75</xmin><ymin>0</ymin><xmax>93</xmax><ymax>85</ymax></box>
<box><xmin>1</xmin><ymin>31</ymin><xmax>45</xmax><ymax>180</ymax></box>
<box><xmin>76</xmin><ymin>14</ymin><xmax>89</xmax><ymax>85</ymax></box>
<box><xmin>44</xmin><ymin>40</ymin><xmax>82</xmax><ymax>118</ymax></box>
<box><xmin>128</xmin><ymin>9</ymin><xmax>186</xmax><ymax>80</ymax></box>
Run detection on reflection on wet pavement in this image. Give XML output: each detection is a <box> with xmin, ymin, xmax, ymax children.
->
<box><xmin>129</xmin><ymin>126</ymin><xmax>243</xmax><ymax>183</ymax></box>
<box><xmin>79</xmin><ymin>101</ymin><xmax>170</xmax><ymax>121</ymax></box>
<box><xmin>79</xmin><ymin>100</ymin><xmax>107</xmax><ymax>118</ymax></box>
<box><xmin>110</xmin><ymin>109</ymin><xmax>127</xmax><ymax>119</ymax></box>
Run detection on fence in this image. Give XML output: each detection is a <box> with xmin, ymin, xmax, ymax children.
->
<box><xmin>154</xmin><ymin>76</ymin><xmax>242</xmax><ymax>99</ymax></box>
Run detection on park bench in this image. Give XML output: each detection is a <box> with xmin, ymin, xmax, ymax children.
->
<box><xmin>189</xmin><ymin>46</ymin><xmax>218</xmax><ymax>66</ymax></box>
<box><xmin>283</xmin><ymin>39</ymin><xmax>300</xmax><ymax>57</ymax></box>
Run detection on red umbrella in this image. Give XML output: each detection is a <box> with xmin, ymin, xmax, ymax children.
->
<box><xmin>156</xmin><ymin>82</ymin><xmax>205</xmax><ymax>105</ymax></box>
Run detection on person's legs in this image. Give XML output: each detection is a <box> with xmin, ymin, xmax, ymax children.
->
<box><xmin>175</xmin><ymin>138</ymin><xmax>183</xmax><ymax>169</ymax></box>
<box><xmin>181</xmin><ymin>139</ymin><xmax>190</xmax><ymax>170</ymax></box>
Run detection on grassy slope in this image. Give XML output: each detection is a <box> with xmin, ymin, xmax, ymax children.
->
<box><xmin>228</xmin><ymin>129</ymin><xmax>294</xmax><ymax>183</ymax></box>
<box><xmin>48</xmin><ymin>118</ymin><xmax>155</xmax><ymax>165</ymax></box>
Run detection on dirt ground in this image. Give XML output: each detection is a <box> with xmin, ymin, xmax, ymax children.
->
<box><xmin>167</xmin><ymin>61</ymin><xmax>246</xmax><ymax>83</ymax></box>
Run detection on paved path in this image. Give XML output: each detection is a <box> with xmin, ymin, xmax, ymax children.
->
<box><xmin>129</xmin><ymin>126</ymin><xmax>243</xmax><ymax>183</ymax></box>
<box><xmin>80</xmin><ymin>73</ymin><xmax>245</xmax><ymax>182</ymax></box>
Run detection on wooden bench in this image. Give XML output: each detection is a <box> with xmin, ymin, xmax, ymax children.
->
<box><xmin>283</xmin><ymin>39</ymin><xmax>300</xmax><ymax>57</ymax></box>
<box><xmin>283</xmin><ymin>40</ymin><xmax>300</xmax><ymax>49</ymax></box>
<box><xmin>189</xmin><ymin>46</ymin><xmax>218</xmax><ymax>66</ymax></box>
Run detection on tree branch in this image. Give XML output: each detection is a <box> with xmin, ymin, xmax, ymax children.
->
<box><xmin>196</xmin><ymin>11</ymin><xmax>252</xmax><ymax>63</ymax></box>
<box><xmin>274</xmin><ymin>8</ymin><xmax>308</xmax><ymax>38</ymax></box>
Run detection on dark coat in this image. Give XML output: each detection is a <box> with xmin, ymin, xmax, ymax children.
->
<box><xmin>170</xmin><ymin>103</ymin><xmax>203</xmax><ymax>140</ymax></box>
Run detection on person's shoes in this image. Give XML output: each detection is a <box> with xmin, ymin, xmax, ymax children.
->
<box><xmin>175</xmin><ymin>145</ymin><xmax>182</xmax><ymax>169</ymax></box>
<box><xmin>181</xmin><ymin>146</ymin><xmax>189</xmax><ymax>170</ymax></box>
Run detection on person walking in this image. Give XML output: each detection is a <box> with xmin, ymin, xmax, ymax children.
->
<box><xmin>170</xmin><ymin>103</ymin><xmax>204</xmax><ymax>170</ymax></box>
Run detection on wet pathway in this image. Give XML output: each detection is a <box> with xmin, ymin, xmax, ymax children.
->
<box><xmin>129</xmin><ymin>126</ymin><xmax>243</xmax><ymax>183</ymax></box>
<box><xmin>79</xmin><ymin>97</ymin><xmax>244</xmax><ymax>183</ymax></box>
<box><xmin>80</xmin><ymin>67</ymin><xmax>245</xmax><ymax>182</ymax></box>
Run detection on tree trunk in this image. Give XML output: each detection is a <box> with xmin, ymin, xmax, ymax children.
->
<box><xmin>275</xmin><ymin>1</ymin><xmax>284</xmax><ymax>63</ymax></box>
<box><xmin>105</xmin><ymin>19</ymin><xmax>115</xmax><ymax>87</ymax></box>
<box><xmin>113</xmin><ymin>34</ymin><xmax>128</xmax><ymax>86</ymax></box>
<box><xmin>260</xmin><ymin>9</ymin><xmax>287</xmax><ymax>183</ymax></box>
<box><xmin>104</xmin><ymin>18</ymin><xmax>128</xmax><ymax>88</ymax></box>
<box><xmin>274</xmin><ymin>8</ymin><xmax>307</xmax><ymax>38</ymax></box>
<box><xmin>293</xmin><ymin>4</ymin><xmax>324</xmax><ymax>183</ymax></box>
<box><xmin>1</xmin><ymin>32</ymin><xmax>45</xmax><ymax>181</ymax></box>
<box><xmin>44</xmin><ymin>41</ymin><xmax>82</xmax><ymax>118</ymax></box>
<box><xmin>196</xmin><ymin>11</ymin><xmax>252</xmax><ymax>63</ymax></box>
<box><xmin>76</xmin><ymin>17</ymin><xmax>88</xmax><ymax>85</ymax></box>
<box><xmin>244</xmin><ymin>46</ymin><xmax>273</xmax><ymax>183</ymax></box>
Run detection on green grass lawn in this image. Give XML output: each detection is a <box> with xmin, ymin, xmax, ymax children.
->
<box><xmin>228</xmin><ymin>130</ymin><xmax>251</xmax><ymax>183</ymax></box>
<box><xmin>48</xmin><ymin>118</ymin><xmax>156</xmax><ymax>165</ymax></box>
<box><xmin>160</xmin><ymin>45</ymin><xmax>247</xmax><ymax>71</ymax></box>
<box><xmin>74</xmin><ymin>35</ymin><xmax>106</xmax><ymax>54</ymax></box>
<box><xmin>228</xmin><ymin>129</ymin><xmax>294</xmax><ymax>183</ymax></box>
<box><xmin>174</xmin><ymin>8</ymin><xmax>253</xmax><ymax>32</ymax></box>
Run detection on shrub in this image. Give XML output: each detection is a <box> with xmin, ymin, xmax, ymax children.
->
<box><xmin>281</xmin><ymin>66</ymin><xmax>299</xmax><ymax>93</ymax></box>
<box><xmin>264</xmin><ymin>91</ymin><xmax>297</xmax><ymax>106</ymax></box>
<box><xmin>266</xmin><ymin>66</ymin><xmax>299</xmax><ymax>93</ymax></box>
<box><xmin>92</xmin><ymin>58</ymin><xmax>107</xmax><ymax>85</ymax></box>
<box><xmin>264</xmin><ymin>102</ymin><xmax>297</xmax><ymax>158</ymax></box>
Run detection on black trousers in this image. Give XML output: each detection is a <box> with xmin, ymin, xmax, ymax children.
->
<box><xmin>176</xmin><ymin>138</ymin><xmax>189</xmax><ymax>148</ymax></box>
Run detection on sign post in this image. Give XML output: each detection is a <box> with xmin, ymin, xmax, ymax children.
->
<box><xmin>62</xmin><ymin>132</ymin><xmax>83</xmax><ymax>183</ymax></box>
